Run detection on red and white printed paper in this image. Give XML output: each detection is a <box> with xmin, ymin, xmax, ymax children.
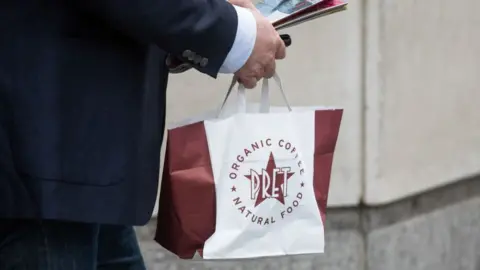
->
<box><xmin>155</xmin><ymin>75</ymin><xmax>343</xmax><ymax>259</ymax></box>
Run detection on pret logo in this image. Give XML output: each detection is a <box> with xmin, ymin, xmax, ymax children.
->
<box><xmin>229</xmin><ymin>138</ymin><xmax>306</xmax><ymax>226</ymax></box>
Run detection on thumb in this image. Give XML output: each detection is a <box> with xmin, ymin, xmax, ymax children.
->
<box><xmin>275</xmin><ymin>36</ymin><xmax>286</xmax><ymax>60</ymax></box>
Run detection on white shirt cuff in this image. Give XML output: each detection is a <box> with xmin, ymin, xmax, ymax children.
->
<box><xmin>219</xmin><ymin>5</ymin><xmax>257</xmax><ymax>74</ymax></box>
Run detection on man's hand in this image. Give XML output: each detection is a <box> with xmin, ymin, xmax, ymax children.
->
<box><xmin>233</xmin><ymin>6</ymin><xmax>286</xmax><ymax>89</ymax></box>
<box><xmin>229</xmin><ymin>0</ymin><xmax>256</xmax><ymax>9</ymax></box>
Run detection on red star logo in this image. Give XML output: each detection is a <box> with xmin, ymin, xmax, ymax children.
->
<box><xmin>245</xmin><ymin>152</ymin><xmax>295</xmax><ymax>207</ymax></box>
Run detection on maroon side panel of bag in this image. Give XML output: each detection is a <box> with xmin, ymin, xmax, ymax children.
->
<box><xmin>155</xmin><ymin>122</ymin><xmax>216</xmax><ymax>259</ymax></box>
<box><xmin>313</xmin><ymin>109</ymin><xmax>343</xmax><ymax>223</ymax></box>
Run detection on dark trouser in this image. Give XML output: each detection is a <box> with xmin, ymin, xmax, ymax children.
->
<box><xmin>0</xmin><ymin>219</ymin><xmax>146</xmax><ymax>270</ymax></box>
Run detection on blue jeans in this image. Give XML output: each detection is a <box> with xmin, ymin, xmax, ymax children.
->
<box><xmin>0</xmin><ymin>219</ymin><xmax>146</xmax><ymax>270</ymax></box>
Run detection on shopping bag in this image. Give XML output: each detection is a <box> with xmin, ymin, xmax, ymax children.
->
<box><xmin>155</xmin><ymin>74</ymin><xmax>343</xmax><ymax>259</ymax></box>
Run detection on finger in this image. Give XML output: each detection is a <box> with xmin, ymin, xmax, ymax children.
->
<box><xmin>264</xmin><ymin>59</ymin><xmax>275</xmax><ymax>78</ymax></box>
<box><xmin>275</xmin><ymin>37</ymin><xmax>287</xmax><ymax>60</ymax></box>
<box><xmin>239</xmin><ymin>77</ymin><xmax>257</xmax><ymax>89</ymax></box>
<box><xmin>252</xmin><ymin>64</ymin><xmax>264</xmax><ymax>81</ymax></box>
<box><xmin>255</xmin><ymin>72</ymin><xmax>263</xmax><ymax>81</ymax></box>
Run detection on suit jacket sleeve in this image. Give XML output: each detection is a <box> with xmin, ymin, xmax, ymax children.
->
<box><xmin>73</xmin><ymin>0</ymin><xmax>239</xmax><ymax>77</ymax></box>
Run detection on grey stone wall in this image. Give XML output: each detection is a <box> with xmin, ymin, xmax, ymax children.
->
<box><xmin>136</xmin><ymin>176</ymin><xmax>480</xmax><ymax>270</ymax></box>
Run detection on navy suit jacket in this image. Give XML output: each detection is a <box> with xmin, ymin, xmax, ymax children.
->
<box><xmin>0</xmin><ymin>0</ymin><xmax>237</xmax><ymax>225</ymax></box>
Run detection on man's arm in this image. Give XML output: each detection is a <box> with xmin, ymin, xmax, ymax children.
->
<box><xmin>218</xmin><ymin>6</ymin><xmax>257</xmax><ymax>74</ymax></box>
<box><xmin>73</xmin><ymin>0</ymin><xmax>243</xmax><ymax>77</ymax></box>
